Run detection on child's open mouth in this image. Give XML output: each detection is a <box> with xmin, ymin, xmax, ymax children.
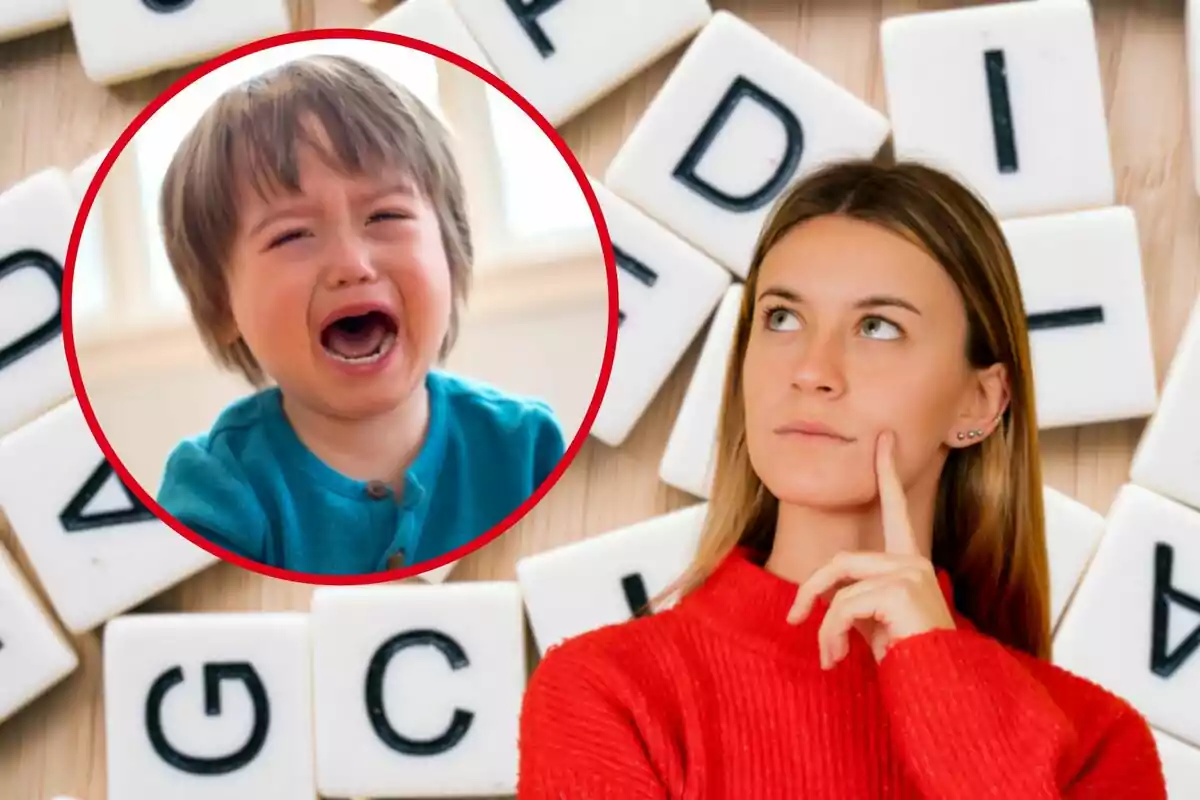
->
<box><xmin>320</xmin><ymin>309</ymin><xmax>399</xmax><ymax>365</ymax></box>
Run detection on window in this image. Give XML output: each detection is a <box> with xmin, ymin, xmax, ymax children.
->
<box><xmin>484</xmin><ymin>82</ymin><xmax>594</xmax><ymax>245</ymax></box>
<box><xmin>61</xmin><ymin>151</ymin><xmax>111</xmax><ymax>331</ymax></box>
<box><xmin>71</xmin><ymin>204</ymin><xmax>109</xmax><ymax>323</ymax></box>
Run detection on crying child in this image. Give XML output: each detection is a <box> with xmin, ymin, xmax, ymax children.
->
<box><xmin>154</xmin><ymin>54</ymin><xmax>566</xmax><ymax>576</ymax></box>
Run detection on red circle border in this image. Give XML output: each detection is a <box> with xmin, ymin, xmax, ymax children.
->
<box><xmin>62</xmin><ymin>27</ymin><xmax>619</xmax><ymax>587</ymax></box>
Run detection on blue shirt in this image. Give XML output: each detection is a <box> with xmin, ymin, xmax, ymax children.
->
<box><xmin>155</xmin><ymin>370</ymin><xmax>566</xmax><ymax>576</ymax></box>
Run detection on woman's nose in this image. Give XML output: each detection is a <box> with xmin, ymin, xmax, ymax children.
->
<box><xmin>791</xmin><ymin>333</ymin><xmax>846</xmax><ymax>395</ymax></box>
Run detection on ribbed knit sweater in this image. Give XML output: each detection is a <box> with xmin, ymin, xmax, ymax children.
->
<box><xmin>517</xmin><ymin>547</ymin><xmax>1166</xmax><ymax>798</ymax></box>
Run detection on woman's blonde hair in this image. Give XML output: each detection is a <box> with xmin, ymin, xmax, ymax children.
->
<box><xmin>662</xmin><ymin>158</ymin><xmax>1051</xmax><ymax>660</ymax></box>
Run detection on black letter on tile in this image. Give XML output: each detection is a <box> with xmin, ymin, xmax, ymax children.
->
<box><xmin>673</xmin><ymin>76</ymin><xmax>804</xmax><ymax>212</ymax></box>
<box><xmin>504</xmin><ymin>0</ymin><xmax>567</xmax><ymax>58</ymax></box>
<box><xmin>146</xmin><ymin>662</ymin><xmax>270</xmax><ymax>774</ymax></box>
<box><xmin>1026</xmin><ymin>305</ymin><xmax>1104</xmax><ymax>332</ymax></box>
<box><xmin>60</xmin><ymin>460</ymin><xmax>155</xmax><ymax>533</ymax></box>
<box><xmin>621</xmin><ymin>573</ymin><xmax>653</xmax><ymax>618</ymax></box>
<box><xmin>0</xmin><ymin>250</ymin><xmax>62</xmax><ymax>373</ymax></box>
<box><xmin>365</xmin><ymin>629</ymin><xmax>474</xmax><ymax>755</ymax></box>
<box><xmin>615</xmin><ymin>244</ymin><xmax>659</xmax><ymax>328</ymax></box>
<box><xmin>1150</xmin><ymin>542</ymin><xmax>1200</xmax><ymax>679</ymax></box>
<box><xmin>984</xmin><ymin>50</ymin><xmax>1018</xmax><ymax>174</ymax></box>
<box><xmin>140</xmin><ymin>0</ymin><xmax>196</xmax><ymax>13</ymax></box>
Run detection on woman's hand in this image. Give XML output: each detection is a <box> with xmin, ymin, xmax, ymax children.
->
<box><xmin>786</xmin><ymin>430</ymin><xmax>956</xmax><ymax>669</ymax></box>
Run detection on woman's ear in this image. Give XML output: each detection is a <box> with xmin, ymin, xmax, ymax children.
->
<box><xmin>947</xmin><ymin>363</ymin><xmax>1010</xmax><ymax>447</ymax></box>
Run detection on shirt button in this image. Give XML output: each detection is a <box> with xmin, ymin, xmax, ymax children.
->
<box><xmin>365</xmin><ymin>480</ymin><xmax>390</xmax><ymax>500</ymax></box>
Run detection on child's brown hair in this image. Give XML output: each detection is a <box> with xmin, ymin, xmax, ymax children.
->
<box><xmin>159</xmin><ymin>53</ymin><xmax>472</xmax><ymax>386</ymax></box>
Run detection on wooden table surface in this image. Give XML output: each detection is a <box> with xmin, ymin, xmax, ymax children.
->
<box><xmin>1</xmin><ymin>0</ymin><xmax>1196</xmax><ymax>797</ymax></box>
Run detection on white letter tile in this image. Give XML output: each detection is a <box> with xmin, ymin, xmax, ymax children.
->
<box><xmin>0</xmin><ymin>397</ymin><xmax>216</xmax><ymax>634</ymax></box>
<box><xmin>370</xmin><ymin>0</ymin><xmax>492</xmax><ymax>71</ymax></box>
<box><xmin>659</xmin><ymin>283</ymin><xmax>742</xmax><ymax>499</ymax></box>
<box><xmin>606</xmin><ymin>11</ymin><xmax>889</xmax><ymax>278</ymax></box>
<box><xmin>1131</xmin><ymin>298</ymin><xmax>1200</xmax><ymax>513</ymax></box>
<box><xmin>881</xmin><ymin>0</ymin><xmax>1113</xmax><ymax>218</ymax></box>
<box><xmin>1054</xmin><ymin>484</ymin><xmax>1200</xmax><ymax>748</ymax></box>
<box><xmin>67</xmin><ymin>0</ymin><xmax>292</xmax><ymax>85</ymax></box>
<box><xmin>450</xmin><ymin>0</ymin><xmax>712</xmax><ymax>126</ymax></box>
<box><xmin>0</xmin><ymin>0</ymin><xmax>67</xmax><ymax>43</ymax></box>
<box><xmin>516</xmin><ymin>503</ymin><xmax>706</xmax><ymax>653</ymax></box>
<box><xmin>0</xmin><ymin>542</ymin><xmax>77</xmax><ymax>726</ymax></box>
<box><xmin>1002</xmin><ymin>207</ymin><xmax>1157</xmax><ymax>429</ymax></box>
<box><xmin>0</xmin><ymin>169</ymin><xmax>76</xmax><ymax>438</ymax></box>
<box><xmin>589</xmin><ymin>179</ymin><xmax>731</xmax><ymax>446</ymax></box>
<box><xmin>1043</xmin><ymin>485</ymin><xmax>1104</xmax><ymax>630</ymax></box>
<box><xmin>311</xmin><ymin>581</ymin><xmax>525</xmax><ymax>797</ymax></box>
<box><xmin>1155</xmin><ymin>728</ymin><xmax>1200</xmax><ymax>800</ymax></box>
<box><xmin>104</xmin><ymin>612</ymin><xmax>314</xmax><ymax>800</ymax></box>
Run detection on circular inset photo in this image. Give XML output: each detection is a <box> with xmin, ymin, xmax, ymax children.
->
<box><xmin>65</xmin><ymin>29</ymin><xmax>616</xmax><ymax>584</ymax></box>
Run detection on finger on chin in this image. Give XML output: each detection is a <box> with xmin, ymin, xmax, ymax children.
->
<box><xmin>875</xmin><ymin>431</ymin><xmax>918</xmax><ymax>556</ymax></box>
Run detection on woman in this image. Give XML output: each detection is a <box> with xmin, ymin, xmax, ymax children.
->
<box><xmin>517</xmin><ymin>159</ymin><xmax>1168</xmax><ymax>798</ymax></box>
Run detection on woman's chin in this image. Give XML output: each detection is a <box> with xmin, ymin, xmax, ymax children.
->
<box><xmin>763</xmin><ymin>473</ymin><xmax>874</xmax><ymax>511</ymax></box>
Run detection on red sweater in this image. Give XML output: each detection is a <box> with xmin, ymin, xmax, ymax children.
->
<box><xmin>517</xmin><ymin>547</ymin><xmax>1166</xmax><ymax>798</ymax></box>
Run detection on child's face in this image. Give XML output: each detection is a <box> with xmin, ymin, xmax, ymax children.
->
<box><xmin>224</xmin><ymin>139</ymin><xmax>453</xmax><ymax>418</ymax></box>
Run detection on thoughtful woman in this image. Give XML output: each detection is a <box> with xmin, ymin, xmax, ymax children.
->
<box><xmin>517</xmin><ymin>159</ymin><xmax>1167</xmax><ymax>798</ymax></box>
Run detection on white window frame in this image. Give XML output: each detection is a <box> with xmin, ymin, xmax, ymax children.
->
<box><xmin>438</xmin><ymin>59</ymin><xmax>600</xmax><ymax>275</ymax></box>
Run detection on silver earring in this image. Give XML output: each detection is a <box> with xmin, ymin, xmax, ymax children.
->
<box><xmin>957</xmin><ymin>429</ymin><xmax>984</xmax><ymax>442</ymax></box>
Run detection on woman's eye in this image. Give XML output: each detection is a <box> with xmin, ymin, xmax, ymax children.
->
<box><xmin>861</xmin><ymin>316</ymin><xmax>902</xmax><ymax>340</ymax></box>
<box><xmin>267</xmin><ymin>229</ymin><xmax>308</xmax><ymax>250</ymax></box>
<box><xmin>765</xmin><ymin>307</ymin><xmax>800</xmax><ymax>331</ymax></box>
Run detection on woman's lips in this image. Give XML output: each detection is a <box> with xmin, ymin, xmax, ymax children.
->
<box><xmin>774</xmin><ymin>421</ymin><xmax>855</xmax><ymax>442</ymax></box>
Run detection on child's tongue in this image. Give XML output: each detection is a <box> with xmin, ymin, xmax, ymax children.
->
<box><xmin>325</xmin><ymin>314</ymin><xmax>386</xmax><ymax>359</ymax></box>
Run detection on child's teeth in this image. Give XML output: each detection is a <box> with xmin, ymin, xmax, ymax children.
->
<box><xmin>328</xmin><ymin>331</ymin><xmax>395</xmax><ymax>365</ymax></box>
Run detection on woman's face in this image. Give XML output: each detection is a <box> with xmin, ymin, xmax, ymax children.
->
<box><xmin>742</xmin><ymin>214</ymin><xmax>1005</xmax><ymax>509</ymax></box>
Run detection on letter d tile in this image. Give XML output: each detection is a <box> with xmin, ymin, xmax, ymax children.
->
<box><xmin>0</xmin><ymin>169</ymin><xmax>76</xmax><ymax>438</ymax></box>
<box><xmin>606</xmin><ymin>10</ymin><xmax>890</xmax><ymax>279</ymax></box>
